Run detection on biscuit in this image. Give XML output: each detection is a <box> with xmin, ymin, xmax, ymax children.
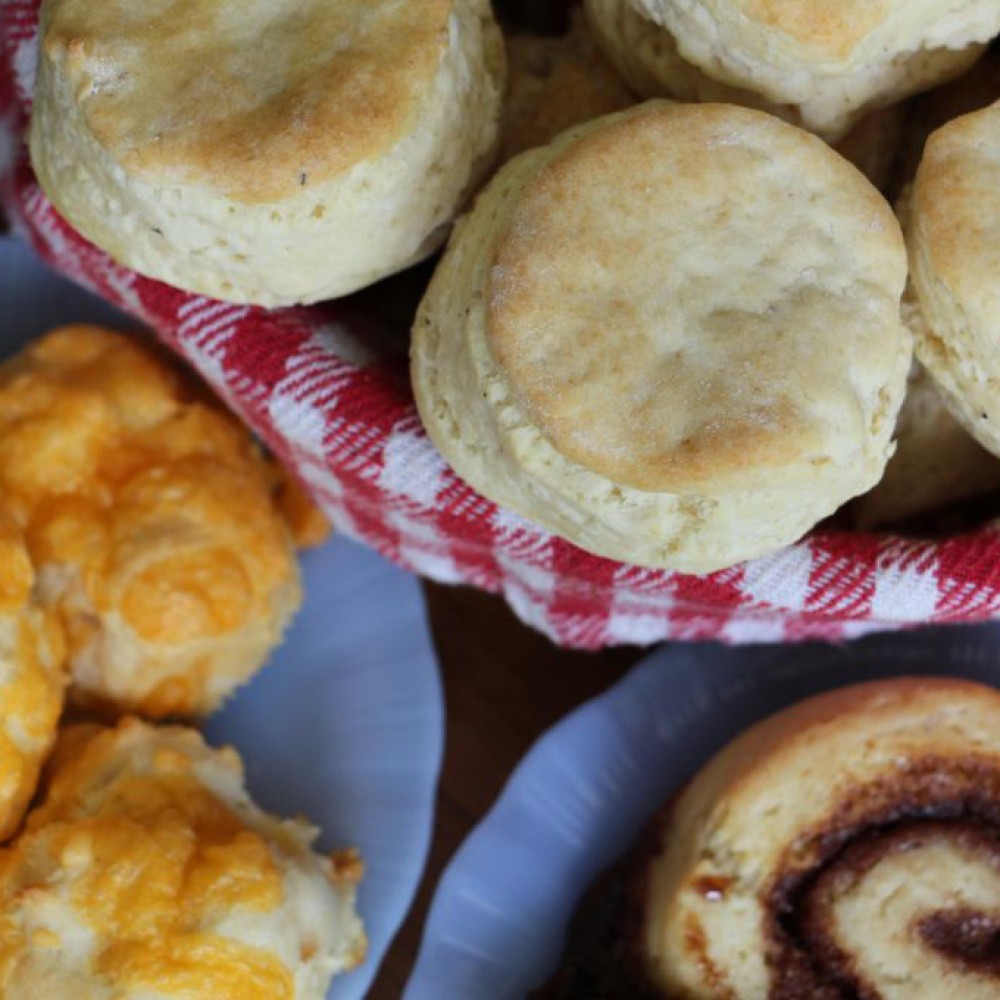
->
<box><xmin>644</xmin><ymin>678</ymin><xmax>1000</xmax><ymax>999</ymax></box>
<box><xmin>0</xmin><ymin>718</ymin><xmax>365</xmax><ymax>998</ymax></box>
<box><xmin>0</xmin><ymin>326</ymin><xmax>301</xmax><ymax>717</ymax></box>
<box><xmin>500</xmin><ymin>12</ymin><xmax>636</xmax><ymax>162</ymax></box>
<box><xmin>0</xmin><ymin>509</ymin><xmax>64</xmax><ymax>842</ymax></box>
<box><xmin>893</xmin><ymin>44</ymin><xmax>1000</xmax><ymax>191</ymax></box>
<box><xmin>853</xmin><ymin>362</ymin><xmax>1000</xmax><ymax>529</ymax></box>
<box><xmin>588</xmin><ymin>0</ymin><xmax>997</xmax><ymax>139</ymax></box>
<box><xmin>30</xmin><ymin>0</ymin><xmax>505</xmax><ymax>306</ymax></box>
<box><xmin>412</xmin><ymin>103</ymin><xmax>910</xmax><ymax>572</ymax></box>
<box><xmin>907</xmin><ymin>101</ymin><xmax>1000</xmax><ymax>458</ymax></box>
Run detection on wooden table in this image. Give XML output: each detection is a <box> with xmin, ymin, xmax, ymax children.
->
<box><xmin>369</xmin><ymin>582</ymin><xmax>643</xmax><ymax>999</ymax></box>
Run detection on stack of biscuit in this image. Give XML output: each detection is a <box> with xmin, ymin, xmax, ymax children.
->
<box><xmin>24</xmin><ymin>0</ymin><xmax>1000</xmax><ymax>575</ymax></box>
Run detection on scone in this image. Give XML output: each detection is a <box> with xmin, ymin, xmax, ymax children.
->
<box><xmin>0</xmin><ymin>718</ymin><xmax>365</xmax><ymax>998</ymax></box>
<box><xmin>588</xmin><ymin>0</ymin><xmax>999</xmax><ymax>140</ymax></box>
<box><xmin>0</xmin><ymin>509</ymin><xmax>64</xmax><ymax>842</ymax></box>
<box><xmin>645</xmin><ymin>678</ymin><xmax>1000</xmax><ymax>999</ymax></box>
<box><xmin>500</xmin><ymin>12</ymin><xmax>636</xmax><ymax>161</ymax></box>
<box><xmin>907</xmin><ymin>100</ymin><xmax>1000</xmax><ymax>459</ymax></box>
<box><xmin>412</xmin><ymin>102</ymin><xmax>911</xmax><ymax>573</ymax></box>
<box><xmin>0</xmin><ymin>326</ymin><xmax>301</xmax><ymax>717</ymax></box>
<box><xmin>30</xmin><ymin>0</ymin><xmax>506</xmax><ymax>306</ymax></box>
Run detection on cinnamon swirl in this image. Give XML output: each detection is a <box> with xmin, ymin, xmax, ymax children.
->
<box><xmin>644</xmin><ymin>677</ymin><xmax>1000</xmax><ymax>999</ymax></box>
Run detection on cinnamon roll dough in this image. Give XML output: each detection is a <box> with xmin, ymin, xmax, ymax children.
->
<box><xmin>412</xmin><ymin>102</ymin><xmax>910</xmax><ymax>572</ymax></box>
<box><xmin>589</xmin><ymin>0</ymin><xmax>1000</xmax><ymax>139</ymax></box>
<box><xmin>645</xmin><ymin>677</ymin><xmax>1000</xmax><ymax>999</ymax></box>
<box><xmin>30</xmin><ymin>0</ymin><xmax>505</xmax><ymax>305</ymax></box>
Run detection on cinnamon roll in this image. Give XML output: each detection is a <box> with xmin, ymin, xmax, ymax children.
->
<box><xmin>644</xmin><ymin>677</ymin><xmax>1000</xmax><ymax>999</ymax></box>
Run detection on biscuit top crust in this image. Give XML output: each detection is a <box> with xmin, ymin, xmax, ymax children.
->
<box><xmin>912</xmin><ymin>100</ymin><xmax>1000</xmax><ymax>341</ymax></box>
<box><xmin>728</xmin><ymin>0</ymin><xmax>897</xmax><ymax>60</ymax></box>
<box><xmin>642</xmin><ymin>0</ymin><xmax>987</xmax><ymax>68</ymax></box>
<box><xmin>40</xmin><ymin>0</ymin><xmax>454</xmax><ymax>203</ymax></box>
<box><xmin>487</xmin><ymin>102</ymin><xmax>906</xmax><ymax>496</ymax></box>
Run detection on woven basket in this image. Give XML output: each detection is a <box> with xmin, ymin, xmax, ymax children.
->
<box><xmin>4</xmin><ymin>0</ymin><xmax>1000</xmax><ymax>648</ymax></box>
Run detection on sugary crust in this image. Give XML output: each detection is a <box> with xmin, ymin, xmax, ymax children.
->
<box><xmin>30</xmin><ymin>0</ymin><xmax>506</xmax><ymax>304</ymax></box>
<box><xmin>645</xmin><ymin>677</ymin><xmax>1000</xmax><ymax>997</ymax></box>
<box><xmin>0</xmin><ymin>718</ymin><xmax>366</xmax><ymax>999</ymax></box>
<box><xmin>908</xmin><ymin>101</ymin><xmax>1000</xmax><ymax>458</ymax></box>
<box><xmin>39</xmin><ymin>0</ymin><xmax>451</xmax><ymax>203</ymax></box>
<box><xmin>412</xmin><ymin>103</ymin><xmax>910</xmax><ymax>572</ymax></box>
<box><xmin>599</xmin><ymin>0</ymin><xmax>994</xmax><ymax>137</ymax></box>
<box><xmin>0</xmin><ymin>326</ymin><xmax>301</xmax><ymax>718</ymax></box>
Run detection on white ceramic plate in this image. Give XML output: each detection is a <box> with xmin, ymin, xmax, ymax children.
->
<box><xmin>406</xmin><ymin>624</ymin><xmax>1000</xmax><ymax>999</ymax></box>
<box><xmin>0</xmin><ymin>234</ymin><xmax>445</xmax><ymax>999</ymax></box>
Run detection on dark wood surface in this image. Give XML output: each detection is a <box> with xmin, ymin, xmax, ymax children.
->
<box><xmin>368</xmin><ymin>581</ymin><xmax>643</xmax><ymax>999</ymax></box>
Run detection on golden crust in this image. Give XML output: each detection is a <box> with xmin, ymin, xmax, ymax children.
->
<box><xmin>31</xmin><ymin>0</ymin><xmax>505</xmax><ymax>305</ymax></box>
<box><xmin>486</xmin><ymin>102</ymin><xmax>906</xmax><ymax>496</ymax></box>
<box><xmin>728</xmin><ymin>0</ymin><xmax>899</xmax><ymax>59</ymax></box>
<box><xmin>414</xmin><ymin>102</ymin><xmax>909</xmax><ymax>571</ymax></box>
<box><xmin>0</xmin><ymin>326</ymin><xmax>301</xmax><ymax>718</ymax></box>
<box><xmin>608</xmin><ymin>0</ymin><xmax>994</xmax><ymax>138</ymax></box>
<box><xmin>0</xmin><ymin>509</ymin><xmax>65</xmax><ymax>843</ymax></box>
<box><xmin>40</xmin><ymin>0</ymin><xmax>455</xmax><ymax>204</ymax></box>
<box><xmin>645</xmin><ymin>678</ymin><xmax>1000</xmax><ymax>997</ymax></box>
<box><xmin>0</xmin><ymin>718</ymin><xmax>366</xmax><ymax>999</ymax></box>
<box><xmin>908</xmin><ymin>100</ymin><xmax>1000</xmax><ymax>457</ymax></box>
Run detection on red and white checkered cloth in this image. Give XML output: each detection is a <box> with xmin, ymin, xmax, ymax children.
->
<box><xmin>5</xmin><ymin>0</ymin><xmax>1000</xmax><ymax>648</ymax></box>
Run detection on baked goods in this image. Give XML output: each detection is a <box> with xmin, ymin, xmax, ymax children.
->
<box><xmin>500</xmin><ymin>12</ymin><xmax>636</xmax><ymax>161</ymax></box>
<box><xmin>892</xmin><ymin>43</ymin><xmax>1000</xmax><ymax>193</ymax></box>
<box><xmin>0</xmin><ymin>717</ymin><xmax>365</xmax><ymax>998</ymax></box>
<box><xmin>412</xmin><ymin>102</ymin><xmax>910</xmax><ymax>572</ymax></box>
<box><xmin>907</xmin><ymin>99</ymin><xmax>1000</xmax><ymax>460</ymax></box>
<box><xmin>29</xmin><ymin>0</ymin><xmax>506</xmax><ymax>306</ymax></box>
<box><xmin>588</xmin><ymin>0</ymin><xmax>999</xmax><ymax>139</ymax></box>
<box><xmin>644</xmin><ymin>677</ymin><xmax>1000</xmax><ymax>998</ymax></box>
<box><xmin>0</xmin><ymin>508</ymin><xmax>64</xmax><ymax>842</ymax></box>
<box><xmin>586</xmin><ymin>0</ymin><xmax>908</xmax><ymax>187</ymax></box>
<box><xmin>831</xmin><ymin>104</ymin><xmax>908</xmax><ymax>193</ymax></box>
<box><xmin>853</xmin><ymin>345</ymin><xmax>1000</xmax><ymax>528</ymax></box>
<box><xmin>0</xmin><ymin>326</ymin><xmax>301</xmax><ymax>717</ymax></box>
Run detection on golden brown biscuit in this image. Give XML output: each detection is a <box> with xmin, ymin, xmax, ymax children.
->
<box><xmin>0</xmin><ymin>326</ymin><xmax>301</xmax><ymax>718</ymax></box>
<box><xmin>0</xmin><ymin>718</ymin><xmax>365</xmax><ymax>998</ymax></box>
<box><xmin>586</xmin><ymin>0</ymin><xmax>909</xmax><ymax>188</ymax></box>
<box><xmin>907</xmin><ymin>100</ymin><xmax>1000</xmax><ymax>459</ymax></box>
<box><xmin>412</xmin><ymin>102</ymin><xmax>910</xmax><ymax>572</ymax></box>
<box><xmin>500</xmin><ymin>12</ymin><xmax>636</xmax><ymax>161</ymax></box>
<box><xmin>617</xmin><ymin>0</ymin><xmax>999</xmax><ymax>139</ymax></box>
<box><xmin>892</xmin><ymin>43</ymin><xmax>1000</xmax><ymax>191</ymax></box>
<box><xmin>30</xmin><ymin>0</ymin><xmax>505</xmax><ymax>305</ymax></box>
<box><xmin>852</xmin><ymin>357</ymin><xmax>1000</xmax><ymax>529</ymax></box>
<box><xmin>0</xmin><ymin>509</ymin><xmax>64</xmax><ymax>842</ymax></box>
<box><xmin>645</xmin><ymin>678</ymin><xmax>1000</xmax><ymax>999</ymax></box>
